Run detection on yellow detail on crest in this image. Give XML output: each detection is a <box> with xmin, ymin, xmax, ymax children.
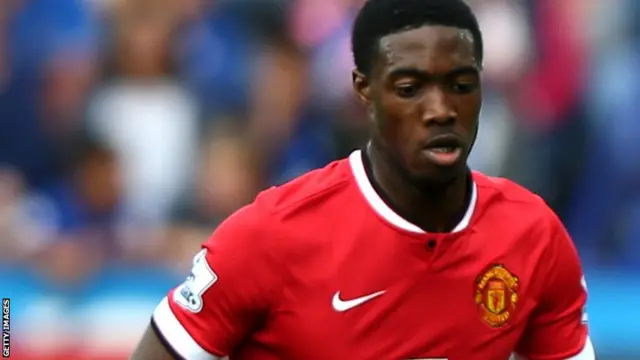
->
<box><xmin>475</xmin><ymin>265</ymin><xmax>518</xmax><ymax>327</ymax></box>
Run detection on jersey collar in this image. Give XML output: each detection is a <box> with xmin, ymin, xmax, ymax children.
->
<box><xmin>348</xmin><ymin>149</ymin><xmax>477</xmax><ymax>234</ymax></box>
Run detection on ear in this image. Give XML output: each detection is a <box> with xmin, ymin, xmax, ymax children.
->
<box><xmin>352</xmin><ymin>69</ymin><xmax>372</xmax><ymax>104</ymax></box>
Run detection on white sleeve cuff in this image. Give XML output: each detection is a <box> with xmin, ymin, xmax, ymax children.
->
<box><xmin>152</xmin><ymin>297</ymin><xmax>222</xmax><ymax>360</ymax></box>
<box><xmin>567</xmin><ymin>336</ymin><xmax>595</xmax><ymax>360</ymax></box>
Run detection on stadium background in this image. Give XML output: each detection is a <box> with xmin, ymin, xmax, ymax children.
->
<box><xmin>0</xmin><ymin>0</ymin><xmax>638</xmax><ymax>358</ymax></box>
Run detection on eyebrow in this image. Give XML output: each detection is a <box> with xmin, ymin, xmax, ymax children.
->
<box><xmin>387</xmin><ymin>65</ymin><xmax>479</xmax><ymax>79</ymax></box>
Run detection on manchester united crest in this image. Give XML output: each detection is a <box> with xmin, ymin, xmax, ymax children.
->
<box><xmin>475</xmin><ymin>265</ymin><xmax>518</xmax><ymax>327</ymax></box>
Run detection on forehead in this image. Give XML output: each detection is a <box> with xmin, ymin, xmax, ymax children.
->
<box><xmin>375</xmin><ymin>25</ymin><xmax>477</xmax><ymax>75</ymax></box>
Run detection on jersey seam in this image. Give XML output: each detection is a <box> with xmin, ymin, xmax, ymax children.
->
<box><xmin>247</xmin><ymin>195</ymin><xmax>294</xmax><ymax>319</ymax></box>
<box><xmin>260</xmin><ymin>212</ymin><xmax>294</xmax><ymax>324</ymax></box>
<box><xmin>257</xmin><ymin>173</ymin><xmax>352</xmax><ymax>320</ymax></box>
<box><xmin>265</xmin><ymin>178</ymin><xmax>352</xmax><ymax>217</ymax></box>
<box><xmin>476</xmin><ymin>182</ymin><xmax>547</xmax><ymax>207</ymax></box>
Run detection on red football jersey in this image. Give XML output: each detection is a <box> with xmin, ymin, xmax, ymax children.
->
<box><xmin>152</xmin><ymin>150</ymin><xmax>594</xmax><ymax>360</ymax></box>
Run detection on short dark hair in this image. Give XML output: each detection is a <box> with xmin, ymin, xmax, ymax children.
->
<box><xmin>351</xmin><ymin>0</ymin><xmax>483</xmax><ymax>75</ymax></box>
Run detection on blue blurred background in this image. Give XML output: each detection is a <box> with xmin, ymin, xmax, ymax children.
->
<box><xmin>0</xmin><ymin>0</ymin><xmax>638</xmax><ymax>358</ymax></box>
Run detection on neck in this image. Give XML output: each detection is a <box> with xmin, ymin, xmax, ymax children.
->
<box><xmin>364</xmin><ymin>143</ymin><xmax>471</xmax><ymax>233</ymax></box>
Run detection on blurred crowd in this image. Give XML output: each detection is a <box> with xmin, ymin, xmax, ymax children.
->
<box><xmin>0</xmin><ymin>0</ymin><xmax>639</xmax><ymax>288</ymax></box>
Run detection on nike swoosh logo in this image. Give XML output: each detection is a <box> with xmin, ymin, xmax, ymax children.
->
<box><xmin>332</xmin><ymin>290</ymin><xmax>386</xmax><ymax>312</ymax></box>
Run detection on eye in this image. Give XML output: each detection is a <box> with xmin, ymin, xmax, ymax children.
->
<box><xmin>451</xmin><ymin>80</ymin><xmax>478</xmax><ymax>94</ymax></box>
<box><xmin>395</xmin><ymin>83</ymin><xmax>420</xmax><ymax>98</ymax></box>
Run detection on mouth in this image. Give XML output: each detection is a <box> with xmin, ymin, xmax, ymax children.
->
<box><xmin>421</xmin><ymin>134</ymin><xmax>464</xmax><ymax>167</ymax></box>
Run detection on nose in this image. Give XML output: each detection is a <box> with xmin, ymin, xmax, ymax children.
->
<box><xmin>421</xmin><ymin>86</ymin><xmax>456</xmax><ymax>125</ymax></box>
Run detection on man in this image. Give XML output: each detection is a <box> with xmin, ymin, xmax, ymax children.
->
<box><xmin>131</xmin><ymin>0</ymin><xmax>596</xmax><ymax>359</ymax></box>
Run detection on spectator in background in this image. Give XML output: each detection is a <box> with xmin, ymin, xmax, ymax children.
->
<box><xmin>86</xmin><ymin>0</ymin><xmax>199</xmax><ymax>226</ymax></box>
<box><xmin>470</xmin><ymin>0</ymin><xmax>531</xmax><ymax>87</ymax></box>
<box><xmin>177</xmin><ymin>0</ymin><xmax>259</xmax><ymax>120</ymax></box>
<box><xmin>564</xmin><ymin>0</ymin><xmax>640</xmax><ymax>267</ymax></box>
<box><xmin>0</xmin><ymin>168</ymin><xmax>47</xmax><ymax>262</ymax></box>
<box><xmin>245</xmin><ymin>0</ymin><xmax>345</xmax><ymax>185</ymax></box>
<box><xmin>179</xmin><ymin>0</ymin><xmax>340</xmax><ymax>187</ymax></box>
<box><xmin>291</xmin><ymin>0</ymin><xmax>369</xmax><ymax>159</ymax></box>
<box><xmin>168</xmin><ymin>121</ymin><xmax>260</xmax><ymax>273</ymax></box>
<box><xmin>181</xmin><ymin>121</ymin><xmax>260</xmax><ymax>227</ymax></box>
<box><xmin>12</xmin><ymin>136</ymin><xmax>122</xmax><ymax>287</ymax></box>
<box><xmin>465</xmin><ymin>0</ymin><xmax>531</xmax><ymax>176</ymax></box>
<box><xmin>503</xmin><ymin>0</ymin><xmax>589</xmax><ymax>218</ymax></box>
<box><xmin>0</xmin><ymin>0</ymin><xmax>97</xmax><ymax>189</ymax></box>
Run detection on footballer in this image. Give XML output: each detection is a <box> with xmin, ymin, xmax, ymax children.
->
<box><xmin>131</xmin><ymin>0</ymin><xmax>595</xmax><ymax>359</ymax></box>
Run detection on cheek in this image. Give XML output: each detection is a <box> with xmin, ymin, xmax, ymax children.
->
<box><xmin>456</xmin><ymin>95</ymin><xmax>482</xmax><ymax>129</ymax></box>
<box><xmin>374</xmin><ymin>98</ymin><xmax>419</xmax><ymax>142</ymax></box>
<box><xmin>471</xmin><ymin>95</ymin><xmax>482</xmax><ymax>116</ymax></box>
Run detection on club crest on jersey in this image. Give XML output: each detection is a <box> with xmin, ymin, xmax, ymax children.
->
<box><xmin>475</xmin><ymin>265</ymin><xmax>518</xmax><ymax>327</ymax></box>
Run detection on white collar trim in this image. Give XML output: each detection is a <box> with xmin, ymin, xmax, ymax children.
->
<box><xmin>349</xmin><ymin>150</ymin><xmax>477</xmax><ymax>234</ymax></box>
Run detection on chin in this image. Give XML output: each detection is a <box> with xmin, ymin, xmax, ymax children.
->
<box><xmin>408</xmin><ymin>164</ymin><xmax>465</xmax><ymax>190</ymax></box>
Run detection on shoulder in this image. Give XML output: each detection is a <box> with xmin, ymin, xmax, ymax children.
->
<box><xmin>213</xmin><ymin>157</ymin><xmax>353</xmax><ymax>249</ymax></box>
<box><xmin>472</xmin><ymin>173</ymin><xmax>579</xmax><ymax>289</ymax></box>
<box><xmin>472</xmin><ymin>172</ymin><xmax>564</xmax><ymax>244</ymax></box>
<box><xmin>254</xmin><ymin>157</ymin><xmax>353</xmax><ymax>222</ymax></box>
<box><xmin>473</xmin><ymin>172</ymin><xmax>549</xmax><ymax>215</ymax></box>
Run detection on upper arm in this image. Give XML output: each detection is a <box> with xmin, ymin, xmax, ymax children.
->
<box><xmin>130</xmin><ymin>325</ymin><xmax>183</xmax><ymax>360</ymax></box>
<box><xmin>515</xmin><ymin>212</ymin><xmax>595</xmax><ymax>360</ymax></box>
<box><xmin>132</xmin><ymin>204</ymin><xmax>280</xmax><ymax>359</ymax></box>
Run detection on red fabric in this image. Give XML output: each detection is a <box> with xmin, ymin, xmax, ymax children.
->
<box><xmin>517</xmin><ymin>0</ymin><xmax>587</xmax><ymax>127</ymax></box>
<box><xmin>152</xmin><ymin>155</ymin><xmax>590</xmax><ymax>359</ymax></box>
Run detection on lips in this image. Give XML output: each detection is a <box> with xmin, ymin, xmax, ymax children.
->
<box><xmin>421</xmin><ymin>134</ymin><xmax>464</xmax><ymax>167</ymax></box>
<box><xmin>422</xmin><ymin>134</ymin><xmax>463</xmax><ymax>150</ymax></box>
